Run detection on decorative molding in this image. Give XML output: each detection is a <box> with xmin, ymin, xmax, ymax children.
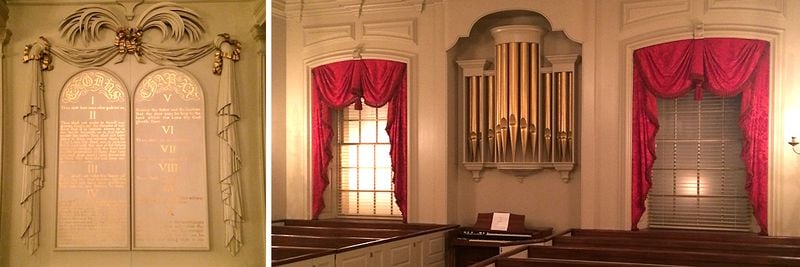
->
<box><xmin>251</xmin><ymin>23</ymin><xmax>266</xmax><ymax>43</ymax></box>
<box><xmin>60</xmin><ymin>3</ymin><xmax>205</xmax><ymax>45</ymax></box>
<box><xmin>0</xmin><ymin>1</ymin><xmax>8</xmax><ymax>29</ymax></box>
<box><xmin>117</xmin><ymin>0</ymin><xmax>142</xmax><ymax>20</ymax></box>
<box><xmin>1</xmin><ymin>29</ymin><xmax>12</xmax><ymax>46</ymax></box>
<box><xmin>284</xmin><ymin>0</ymin><xmax>436</xmax><ymax>20</ymax></box>
<box><xmin>19</xmin><ymin>1</ymin><xmax>248</xmax><ymax>254</ymax></box>
<box><xmin>214</xmin><ymin>34</ymin><xmax>245</xmax><ymax>255</ymax></box>
<box><xmin>43</xmin><ymin>3</ymin><xmax>223</xmax><ymax>67</ymax></box>
<box><xmin>302</xmin><ymin>24</ymin><xmax>355</xmax><ymax>46</ymax></box>
<box><xmin>621</xmin><ymin>0</ymin><xmax>690</xmax><ymax>29</ymax></box>
<box><xmin>7</xmin><ymin>0</ymin><xmax>246</xmax><ymax>5</ymax></box>
<box><xmin>272</xmin><ymin>0</ymin><xmax>287</xmax><ymax>19</ymax></box>
<box><xmin>705</xmin><ymin>0</ymin><xmax>785</xmax><ymax>16</ymax></box>
<box><xmin>253</xmin><ymin>0</ymin><xmax>266</xmax><ymax>25</ymax></box>
<box><xmin>362</xmin><ymin>19</ymin><xmax>417</xmax><ymax>44</ymax></box>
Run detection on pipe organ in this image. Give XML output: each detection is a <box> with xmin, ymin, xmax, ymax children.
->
<box><xmin>459</xmin><ymin>25</ymin><xmax>578</xmax><ymax>183</ymax></box>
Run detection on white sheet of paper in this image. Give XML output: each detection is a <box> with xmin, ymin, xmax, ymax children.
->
<box><xmin>490</xmin><ymin>212</ymin><xmax>510</xmax><ymax>231</ymax></box>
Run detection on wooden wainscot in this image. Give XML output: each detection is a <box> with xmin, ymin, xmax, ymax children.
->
<box><xmin>472</xmin><ymin>228</ymin><xmax>800</xmax><ymax>266</ymax></box>
<box><xmin>272</xmin><ymin>220</ymin><xmax>458</xmax><ymax>266</ymax></box>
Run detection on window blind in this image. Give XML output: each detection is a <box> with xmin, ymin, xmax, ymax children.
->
<box><xmin>336</xmin><ymin>104</ymin><xmax>400</xmax><ymax>217</ymax></box>
<box><xmin>648</xmin><ymin>91</ymin><xmax>752</xmax><ymax>231</ymax></box>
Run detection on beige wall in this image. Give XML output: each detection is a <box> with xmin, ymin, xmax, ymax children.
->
<box><xmin>0</xmin><ymin>1</ymin><xmax>266</xmax><ymax>266</ymax></box>
<box><xmin>277</xmin><ymin>2</ymin><xmax>454</xmax><ymax>223</ymax></box>
<box><xmin>588</xmin><ymin>0</ymin><xmax>800</xmax><ymax>236</ymax></box>
<box><xmin>272</xmin><ymin>12</ymin><xmax>287</xmax><ymax>222</ymax></box>
<box><xmin>275</xmin><ymin>0</ymin><xmax>800</xmax><ymax>237</ymax></box>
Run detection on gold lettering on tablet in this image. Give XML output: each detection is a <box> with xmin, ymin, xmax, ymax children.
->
<box><xmin>61</xmin><ymin>71</ymin><xmax>126</xmax><ymax>103</ymax></box>
<box><xmin>137</xmin><ymin>70</ymin><xmax>201</xmax><ymax>102</ymax></box>
<box><xmin>57</xmin><ymin>69</ymin><xmax>130</xmax><ymax>249</ymax></box>
<box><xmin>133</xmin><ymin>68</ymin><xmax>208</xmax><ymax>249</ymax></box>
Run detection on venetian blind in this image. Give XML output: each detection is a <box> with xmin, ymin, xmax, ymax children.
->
<box><xmin>648</xmin><ymin>91</ymin><xmax>752</xmax><ymax>231</ymax></box>
<box><xmin>336</xmin><ymin>104</ymin><xmax>400</xmax><ymax>217</ymax></box>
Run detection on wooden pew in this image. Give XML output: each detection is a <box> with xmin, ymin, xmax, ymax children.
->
<box><xmin>553</xmin><ymin>235</ymin><xmax>800</xmax><ymax>257</ymax></box>
<box><xmin>495</xmin><ymin>257</ymin><xmax>678</xmax><ymax>267</ymax></box>
<box><xmin>272</xmin><ymin>221</ymin><xmax>458</xmax><ymax>266</ymax></box>
<box><xmin>472</xmin><ymin>229</ymin><xmax>800</xmax><ymax>266</ymax></box>
<box><xmin>282</xmin><ymin>219</ymin><xmax>443</xmax><ymax>230</ymax></box>
<box><xmin>272</xmin><ymin>234</ymin><xmax>380</xmax><ymax>249</ymax></box>
<box><xmin>510</xmin><ymin>246</ymin><xmax>800</xmax><ymax>266</ymax></box>
<box><xmin>570</xmin><ymin>229</ymin><xmax>800</xmax><ymax>246</ymax></box>
<box><xmin>272</xmin><ymin>246</ymin><xmax>335</xmax><ymax>262</ymax></box>
<box><xmin>272</xmin><ymin>225</ymin><xmax>416</xmax><ymax>238</ymax></box>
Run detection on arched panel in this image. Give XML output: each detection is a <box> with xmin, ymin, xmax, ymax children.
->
<box><xmin>132</xmin><ymin>68</ymin><xmax>209</xmax><ymax>250</ymax></box>
<box><xmin>57</xmin><ymin>69</ymin><xmax>130</xmax><ymax>249</ymax></box>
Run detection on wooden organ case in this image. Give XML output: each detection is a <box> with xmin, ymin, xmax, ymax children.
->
<box><xmin>458</xmin><ymin>24</ymin><xmax>579</xmax><ymax>182</ymax></box>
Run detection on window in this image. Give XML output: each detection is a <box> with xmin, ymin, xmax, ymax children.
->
<box><xmin>648</xmin><ymin>91</ymin><xmax>752</xmax><ymax>231</ymax></box>
<box><xmin>335</xmin><ymin>103</ymin><xmax>400</xmax><ymax>217</ymax></box>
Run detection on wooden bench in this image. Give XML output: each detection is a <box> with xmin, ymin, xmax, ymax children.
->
<box><xmin>495</xmin><ymin>257</ymin><xmax>679</xmax><ymax>267</ymax></box>
<box><xmin>271</xmin><ymin>220</ymin><xmax>458</xmax><ymax>266</ymax></box>
<box><xmin>471</xmin><ymin>229</ymin><xmax>800</xmax><ymax>266</ymax></box>
<box><xmin>570</xmin><ymin>229</ymin><xmax>800</xmax><ymax>246</ymax></box>
<box><xmin>514</xmin><ymin>246</ymin><xmax>800</xmax><ymax>266</ymax></box>
<box><xmin>282</xmin><ymin>219</ymin><xmax>443</xmax><ymax>230</ymax></box>
<box><xmin>553</xmin><ymin>235</ymin><xmax>800</xmax><ymax>257</ymax></box>
<box><xmin>272</xmin><ymin>246</ymin><xmax>335</xmax><ymax>263</ymax></box>
<box><xmin>272</xmin><ymin>234</ymin><xmax>380</xmax><ymax>249</ymax></box>
<box><xmin>272</xmin><ymin>225</ymin><xmax>416</xmax><ymax>238</ymax></box>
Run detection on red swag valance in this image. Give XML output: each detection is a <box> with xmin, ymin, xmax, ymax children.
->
<box><xmin>311</xmin><ymin>59</ymin><xmax>408</xmax><ymax>221</ymax></box>
<box><xmin>632</xmin><ymin>38</ymin><xmax>769</xmax><ymax>234</ymax></box>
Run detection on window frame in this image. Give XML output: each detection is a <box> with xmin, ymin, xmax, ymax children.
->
<box><xmin>646</xmin><ymin>92</ymin><xmax>755</xmax><ymax>232</ymax></box>
<box><xmin>328</xmin><ymin>103</ymin><xmax>402</xmax><ymax>220</ymax></box>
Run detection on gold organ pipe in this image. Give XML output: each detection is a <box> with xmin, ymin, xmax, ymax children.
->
<box><xmin>469</xmin><ymin>76</ymin><xmax>479</xmax><ymax>161</ymax></box>
<box><xmin>543</xmin><ymin>72</ymin><xmax>552</xmax><ymax>161</ymax></box>
<box><xmin>499</xmin><ymin>43</ymin><xmax>509</xmax><ymax>161</ymax></box>
<box><xmin>488</xmin><ymin>75</ymin><xmax>496</xmax><ymax>162</ymax></box>
<box><xmin>495</xmin><ymin>46</ymin><xmax>503</xmax><ymax>162</ymax></box>
<box><xmin>530</xmin><ymin>43</ymin><xmax>539</xmax><ymax>161</ymax></box>
<box><xmin>478</xmin><ymin>75</ymin><xmax>486</xmax><ymax>162</ymax></box>
<box><xmin>509</xmin><ymin>42</ymin><xmax>519</xmax><ymax>161</ymax></box>
<box><xmin>519</xmin><ymin>43</ymin><xmax>530</xmax><ymax>161</ymax></box>
<box><xmin>559</xmin><ymin>72</ymin><xmax>567</xmax><ymax>133</ymax></box>
<box><xmin>564</xmin><ymin>71</ymin><xmax>575</xmax><ymax>161</ymax></box>
<box><xmin>470</xmin><ymin>76</ymin><xmax>479</xmax><ymax>135</ymax></box>
<box><xmin>557</xmin><ymin>72</ymin><xmax>567</xmax><ymax>162</ymax></box>
<box><xmin>545</xmin><ymin>73</ymin><xmax>552</xmax><ymax>131</ymax></box>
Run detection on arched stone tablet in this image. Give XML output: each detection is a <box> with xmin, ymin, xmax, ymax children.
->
<box><xmin>57</xmin><ymin>69</ymin><xmax>130</xmax><ymax>249</ymax></box>
<box><xmin>132</xmin><ymin>68</ymin><xmax>209</xmax><ymax>250</ymax></box>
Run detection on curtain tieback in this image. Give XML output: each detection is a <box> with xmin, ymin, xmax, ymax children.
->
<box><xmin>352</xmin><ymin>87</ymin><xmax>364</xmax><ymax>110</ymax></box>
<box><xmin>693</xmin><ymin>79</ymin><xmax>704</xmax><ymax>101</ymax></box>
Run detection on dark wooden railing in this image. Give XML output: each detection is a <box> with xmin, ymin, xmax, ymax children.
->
<box><xmin>271</xmin><ymin>219</ymin><xmax>457</xmax><ymax>266</ymax></box>
<box><xmin>471</xmin><ymin>229</ymin><xmax>800</xmax><ymax>267</ymax></box>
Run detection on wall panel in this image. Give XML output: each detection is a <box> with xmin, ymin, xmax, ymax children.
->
<box><xmin>1</xmin><ymin>1</ymin><xmax>265</xmax><ymax>266</ymax></box>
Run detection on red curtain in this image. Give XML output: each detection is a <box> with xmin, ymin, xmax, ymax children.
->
<box><xmin>311</xmin><ymin>59</ymin><xmax>408</xmax><ymax>221</ymax></box>
<box><xmin>632</xmin><ymin>38</ymin><xmax>769</xmax><ymax>234</ymax></box>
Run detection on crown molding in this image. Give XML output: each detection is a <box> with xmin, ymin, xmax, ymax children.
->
<box><xmin>272</xmin><ymin>0</ymin><xmax>286</xmax><ymax>19</ymax></box>
<box><xmin>282</xmin><ymin>0</ymin><xmax>441</xmax><ymax>20</ymax></box>
<box><xmin>6</xmin><ymin>0</ymin><xmax>251</xmax><ymax>5</ymax></box>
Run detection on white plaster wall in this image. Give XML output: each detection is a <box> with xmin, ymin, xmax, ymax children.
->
<box><xmin>280</xmin><ymin>2</ymin><xmax>454</xmax><ymax>224</ymax></box>
<box><xmin>0</xmin><ymin>1</ymin><xmax>266</xmax><ymax>266</ymax></box>
<box><xmin>272</xmin><ymin>14</ymin><xmax>287</xmax><ymax>221</ymax></box>
<box><xmin>591</xmin><ymin>0</ymin><xmax>800</xmax><ymax>235</ymax></box>
<box><xmin>777</xmin><ymin>0</ymin><xmax>800</xmax><ymax>237</ymax></box>
<box><xmin>444</xmin><ymin>0</ymin><xmax>591</xmax><ymax>232</ymax></box>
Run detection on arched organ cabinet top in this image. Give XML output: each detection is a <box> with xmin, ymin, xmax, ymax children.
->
<box><xmin>456</xmin><ymin>11</ymin><xmax>580</xmax><ymax>183</ymax></box>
